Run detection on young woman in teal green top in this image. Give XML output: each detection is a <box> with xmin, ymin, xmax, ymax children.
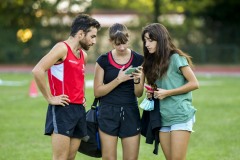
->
<box><xmin>141</xmin><ymin>23</ymin><xmax>199</xmax><ymax>160</ymax></box>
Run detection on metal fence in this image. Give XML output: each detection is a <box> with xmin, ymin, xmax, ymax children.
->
<box><xmin>182</xmin><ymin>44</ymin><xmax>240</xmax><ymax>64</ymax></box>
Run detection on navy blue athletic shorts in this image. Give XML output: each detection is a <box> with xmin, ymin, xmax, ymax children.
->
<box><xmin>98</xmin><ymin>104</ymin><xmax>141</xmax><ymax>138</ymax></box>
<box><xmin>44</xmin><ymin>103</ymin><xmax>87</xmax><ymax>139</ymax></box>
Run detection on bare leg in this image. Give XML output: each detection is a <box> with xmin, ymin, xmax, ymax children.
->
<box><xmin>68</xmin><ymin>138</ymin><xmax>81</xmax><ymax>160</ymax></box>
<box><xmin>171</xmin><ymin>130</ymin><xmax>191</xmax><ymax>160</ymax></box>
<box><xmin>121</xmin><ymin>134</ymin><xmax>140</xmax><ymax>160</ymax></box>
<box><xmin>52</xmin><ymin>133</ymin><xmax>70</xmax><ymax>160</ymax></box>
<box><xmin>99</xmin><ymin>129</ymin><xmax>118</xmax><ymax>160</ymax></box>
<box><xmin>159</xmin><ymin>131</ymin><xmax>171</xmax><ymax>160</ymax></box>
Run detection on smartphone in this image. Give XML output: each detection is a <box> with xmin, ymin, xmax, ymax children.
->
<box><xmin>125</xmin><ymin>67</ymin><xmax>138</xmax><ymax>75</ymax></box>
<box><xmin>144</xmin><ymin>84</ymin><xmax>154</xmax><ymax>92</ymax></box>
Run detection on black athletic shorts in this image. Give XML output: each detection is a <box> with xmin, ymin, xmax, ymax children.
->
<box><xmin>45</xmin><ymin>103</ymin><xmax>87</xmax><ymax>139</ymax></box>
<box><xmin>98</xmin><ymin>104</ymin><xmax>141</xmax><ymax>138</ymax></box>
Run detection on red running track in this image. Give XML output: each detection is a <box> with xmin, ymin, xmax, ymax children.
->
<box><xmin>0</xmin><ymin>64</ymin><xmax>240</xmax><ymax>76</ymax></box>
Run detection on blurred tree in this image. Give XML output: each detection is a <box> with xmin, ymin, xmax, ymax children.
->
<box><xmin>154</xmin><ymin>0</ymin><xmax>160</xmax><ymax>23</ymax></box>
<box><xmin>92</xmin><ymin>0</ymin><xmax>153</xmax><ymax>13</ymax></box>
<box><xmin>195</xmin><ymin>0</ymin><xmax>240</xmax><ymax>43</ymax></box>
<box><xmin>0</xmin><ymin>0</ymin><xmax>92</xmax><ymax>64</ymax></box>
<box><xmin>0</xmin><ymin>0</ymin><xmax>239</xmax><ymax>64</ymax></box>
<box><xmin>183</xmin><ymin>0</ymin><xmax>240</xmax><ymax>63</ymax></box>
<box><xmin>91</xmin><ymin>0</ymin><xmax>153</xmax><ymax>23</ymax></box>
<box><xmin>0</xmin><ymin>1</ymin><xmax>36</xmax><ymax>28</ymax></box>
<box><xmin>154</xmin><ymin>0</ymin><xmax>240</xmax><ymax>64</ymax></box>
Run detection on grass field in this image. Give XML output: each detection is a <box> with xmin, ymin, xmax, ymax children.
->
<box><xmin>0</xmin><ymin>72</ymin><xmax>240</xmax><ymax>160</ymax></box>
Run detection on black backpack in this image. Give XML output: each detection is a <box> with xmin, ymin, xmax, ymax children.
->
<box><xmin>78</xmin><ymin>98</ymin><xmax>102</xmax><ymax>158</ymax></box>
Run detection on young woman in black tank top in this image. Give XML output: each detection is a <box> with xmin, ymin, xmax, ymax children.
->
<box><xmin>94</xmin><ymin>23</ymin><xmax>145</xmax><ymax>160</ymax></box>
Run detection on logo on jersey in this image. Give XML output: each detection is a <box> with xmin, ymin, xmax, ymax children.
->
<box><xmin>69</xmin><ymin>60</ymin><xmax>78</xmax><ymax>64</ymax></box>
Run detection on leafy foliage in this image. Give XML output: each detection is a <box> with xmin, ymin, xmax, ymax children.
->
<box><xmin>0</xmin><ymin>0</ymin><xmax>239</xmax><ymax>64</ymax></box>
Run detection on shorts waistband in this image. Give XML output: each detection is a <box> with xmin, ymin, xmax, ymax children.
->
<box><xmin>100</xmin><ymin>103</ymin><xmax>138</xmax><ymax>108</ymax></box>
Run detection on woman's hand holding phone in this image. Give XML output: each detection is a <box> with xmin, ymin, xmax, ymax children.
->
<box><xmin>125</xmin><ymin>67</ymin><xmax>137</xmax><ymax>75</ymax></box>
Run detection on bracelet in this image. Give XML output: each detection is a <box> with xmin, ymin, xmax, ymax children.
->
<box><xmin>134</xmin><ymin>78</ymin><xmax>140</xmax><ymax>84</ymax></box>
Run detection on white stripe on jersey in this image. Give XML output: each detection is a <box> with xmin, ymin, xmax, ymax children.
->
<box><xmin>50</xmin><ymin>63</ymin><xmax>64</xmax><ymax>94</ymax></box>
<box><xmin>51</xmin><ymin>64</ymin><xmax>64</xmax><ymax>81</ymax></box>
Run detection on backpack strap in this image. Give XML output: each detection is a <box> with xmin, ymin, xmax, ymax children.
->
<box><xmin>91</xmin><ymin>98</ymin><xmax>99</xmax><ymax>109</ymax></box>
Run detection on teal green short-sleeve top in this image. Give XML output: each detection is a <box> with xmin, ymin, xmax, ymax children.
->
<box><xmin>155</xmin><ymin>53</ymin><xmax>196</xmax><ymax>126</ymax></box>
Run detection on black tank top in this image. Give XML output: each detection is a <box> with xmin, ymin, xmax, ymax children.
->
<box><xmin>96</xmin><ymin>50</ymin><xmax>143</xmax><ymax>106</ymax></box>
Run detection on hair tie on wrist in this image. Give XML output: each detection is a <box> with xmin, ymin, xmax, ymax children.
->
<box><xmin>134</xmin><ymin>78</ymin><xmax>140</xmax><ymax>84</ymax></box>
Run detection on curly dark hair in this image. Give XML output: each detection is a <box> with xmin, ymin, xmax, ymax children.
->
<box><xmin>70</xmin><ymin>14</ymin><xmax>101</xmax><ymax>37</ymax></box>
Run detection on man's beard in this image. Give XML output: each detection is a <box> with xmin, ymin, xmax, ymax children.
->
<box><xmin>79</xmin><ymin>39</ymin><xmax>90</xmax><ymax>51</ymax></box>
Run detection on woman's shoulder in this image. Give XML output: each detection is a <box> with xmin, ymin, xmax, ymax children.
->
<box><xmin>171</xmin><ymin>53</ymin><xmax>186</xmax><ymax>61</ymax></box>
<box><xmin>99</xmin><ymin>52</ymin><xmax>110</xmax><ymax>57</ymax></box>
<box><xmin>171</xmin><ymin>53</ymin><xmax>180</xmax><ymax>58</ymax></box>
<box><xmin>97</xmin><ymin>52</ymin><xmax>110</xmax><ymax>61</ymax></box>
<box><xmin>132</xmin><ymin>50</ymin><xmax>143</xmax><ymax>58</ymax></box>
<box><xmin>170</xmin><ymin>53</ymin><xmax>188</xmax><ymax>66</ymax></box>
<box><xmin>131</xmin><ymin>50</ymin><xmax>143</xmax><ymax>65</ymax></box>
<box><xmin>96</xmin><ymin>53</ymin><xmax>110</xmax><ymax>69</ymax></box>
<box><xmin>131</xmin><ymin>50</ymin><xmax>143</xmax><ymax>62</ymax></box>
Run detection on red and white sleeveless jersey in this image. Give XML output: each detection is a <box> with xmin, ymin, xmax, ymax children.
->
<box><xmin>48</xmin><ymin>42</ymin><xmax>85</xmax><ymax>104</ymax></box>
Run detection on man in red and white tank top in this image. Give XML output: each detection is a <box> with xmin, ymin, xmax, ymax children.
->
<box><xmin>32</xmin><ymin>14</ymin><xmax>101</xmax><ymax>160</ymax></box>
<box><xmin>48</xmin><ymin>42</ymin><xmax>85</xmax><ymax>104</ymax></box>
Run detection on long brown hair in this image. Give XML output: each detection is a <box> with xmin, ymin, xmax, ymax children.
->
<box><xmin>141</xmin><ymin>23</ymin><xmax>193</xmax><ymax>85</ymax></box>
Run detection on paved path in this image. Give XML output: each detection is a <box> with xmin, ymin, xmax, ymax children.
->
<box><xmin>0</xmin><ymin>64</ymin><xmax>240</xmax><ymax>76</ymax></box>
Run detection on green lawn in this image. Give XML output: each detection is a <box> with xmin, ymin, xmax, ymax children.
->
<box><xmin>0</xmin><ymin>73</ymin><xmax>239</xmax><ymax>160</ymax></box>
